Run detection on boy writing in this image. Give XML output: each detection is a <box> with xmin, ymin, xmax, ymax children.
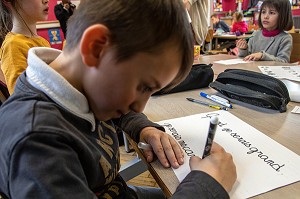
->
<box><xmin>0</xmin><ymin>0</ymin><xmax>236</xmax><ymax>198</ymax></box>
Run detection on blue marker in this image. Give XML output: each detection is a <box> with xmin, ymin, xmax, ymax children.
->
<box><xmin>202</xmin><ymin>116</ymin><xmax>219</xmax><ymax>158</ymax></box>
<box><xmin>200</xmin><ymin>92</ymin><xmax>232</xmax><ymax>109</ymax></box>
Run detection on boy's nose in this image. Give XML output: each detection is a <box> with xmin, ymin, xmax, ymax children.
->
<box><xmin>130</xmin><ymin>96</ymin><xmax>150</xmax><ymax>113</ymax></box>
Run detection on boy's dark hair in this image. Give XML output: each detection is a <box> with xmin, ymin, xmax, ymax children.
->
<box><xmin>0</xmin><ymin>0</ymin><xmax>14</xmax><ymax>45</ymax></box>
<box><xmin>258</xmin><ymin>0</ymin><xmax>293</xmax><ymax>31</ymax></box>
<box><xmin>65</xmin><ymin>0</ymin><xmax>194</xmax><ymax>90</ymax></box>
<box><xmin>211</xmin><ymin>14</ymin><xmax>218</xmax><ymax>19</ymax></box>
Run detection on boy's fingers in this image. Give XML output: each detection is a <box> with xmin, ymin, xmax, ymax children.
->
<box><xmin>171</xmin><ymin>139</ymin><xmax>184</xmax><ymax>165</ymax></box>
<box><xmin>142</xmin><ymin>150</ymin><xmax>154</xmax><ymax>162</ymax></box>
<box><xmin>153</xmin><ymin>143</ymin><xmax>171</xmax><ymax>168</ymax></box>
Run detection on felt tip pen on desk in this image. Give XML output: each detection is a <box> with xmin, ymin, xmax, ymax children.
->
<box><xmin>138</xmin><ymin>142</ymin><xmax>152</xmax><ymax>150</ymax></box>
<box><xmin>211</xmin><ymin>95</ymin><xmax>230</xmax><ymax>104</ymax></box>
<box><xmin>202</xmin><ymin>116</ymin><xmax>219</xmax><ymax>158</ymax></box>
<box><xmin>200</xmin><ymin>92</ymin><xmax>232</xmax><ymax>109</ymax></box>
<box><xmin>186</xmin><ymin>98</ymin><xmax>228</xmax><ymax>111</ymax></box>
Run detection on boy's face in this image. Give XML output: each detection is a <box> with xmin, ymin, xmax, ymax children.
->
<box><xmin>83</xmin><ymin>43</ymin><xmax>182</xmax><ymax>121</ymax></box>
<box><xmin>211</xmin><ymin>16</ymin><xmax>218</xmax><ymax>24</ymax></box>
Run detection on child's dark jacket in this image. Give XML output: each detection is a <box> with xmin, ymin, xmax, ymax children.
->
<box><xmin>0</xmin><ymin>47</ymin><xmax>228</xmax><ymax>199</ymax></box>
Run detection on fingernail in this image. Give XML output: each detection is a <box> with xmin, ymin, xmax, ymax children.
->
<box><xmin>174</xmin><ymin>161</ymin><xmax>179</xmax><ymax>167</ymax></box>
<box><xmin>147</xmin><ymin>156</ymin><xmax>151</xmax><ymax>162</ymax></box>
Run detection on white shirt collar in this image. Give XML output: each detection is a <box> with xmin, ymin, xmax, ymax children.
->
<box><xmin>26</xmin><ymin>47</ymin><xmax>96</xmax><ymax>131</ymax></box>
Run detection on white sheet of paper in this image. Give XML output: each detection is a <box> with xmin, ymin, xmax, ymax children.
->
<box><xmin>258</xmin><ymin>65</ymin><xmax>300</xmax><ymax>82</ymax></box>
<box><xmin>214</xmin><ymin>58</ymin><xmax>251</xmax><ymax>65</ymax></box>
<box><xmin>292</xmin><ymin>106</ymin><xmax>300</xmax><ymax>114</ymax></box>
<box><xmin>157</xmin><ymin>111</ymin><xmax>300</xmax><ymax>199</ymax></box>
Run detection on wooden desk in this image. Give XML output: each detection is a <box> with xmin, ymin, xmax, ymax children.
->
<box><xmin>138</xmin><ymin>54</ymin><xmax>300</xmax><ymax>198</ymax></box>
<box><xmin>213</xmin><ymin>34</ymin><xmax>252</xmax><ymax>49</ymax></box>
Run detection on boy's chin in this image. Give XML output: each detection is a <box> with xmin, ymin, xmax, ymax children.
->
<box><xmin>96</xmin><ymin>113</ymin><xmax>122</xmax><ymax>121</ymax></box>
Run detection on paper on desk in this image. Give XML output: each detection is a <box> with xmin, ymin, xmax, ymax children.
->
<box><xmin>258</xmin><ymin>65</ymin><xmax>300</xmax><ymax>82</ymax></box>
<box><xmin>157</xmin><ymin>111</ymin><xmax>300</xmax><ymax>199</ymax></box>
<box><xmin>214</xmin><ymin>58</ymin><xmax>251</xmax><ymax>65</ymax></box>
<box><xmin>292</xmin><ymin>106</ymin><xmax>300</xmax><ymax>114</ymax></box>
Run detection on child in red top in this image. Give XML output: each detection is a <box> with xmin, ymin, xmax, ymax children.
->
<box><xmin>231</xmin><ymin>12</ymin><xmax>248</xmax><ymax>34</ymax></box>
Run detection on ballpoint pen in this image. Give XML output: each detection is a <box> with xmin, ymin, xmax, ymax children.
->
<box><xmin>200</xmin><ymin>92</ymin><xmax>233</xmax><ymax>109</ymax></box>
<box><xmin>186</xmin><ymin>98</ymin><xmax>228</xmax><ymax>111</ymax></box>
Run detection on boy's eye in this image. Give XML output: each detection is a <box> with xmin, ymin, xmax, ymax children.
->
<box><xmin>142</xmin><ymin>86</ymin><xmax>153</xmax><ymax>93</ymax></box>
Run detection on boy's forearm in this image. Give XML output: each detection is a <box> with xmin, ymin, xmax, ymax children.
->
<box><xmin>117</xmin><ymin>112</ymin><xmax>165</xmax><ymax>142</ymax></box>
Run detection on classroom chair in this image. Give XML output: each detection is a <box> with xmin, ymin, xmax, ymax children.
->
<box><xmin>203</xmin><ymin>29</ymin><xmax>228</xmax><ymax>55</ymax></box>
<box><xmin>288</xmin><ymin>26</ymin><xmax>296</xmax><ymax>33</ymax></box>
<box><xmin>290</xmin><ymin>33</ymin><xmax>300</xmax><ymax>63</ymax></box>
<box><xmin>247</xmin><ymin>24</ymin><xmax>259</xmax><ymax>34</ymax></box>
<box><xmin>204</xmin><ymin>29</ymin><xmax>214</xmax><ymax>51</ymax></box>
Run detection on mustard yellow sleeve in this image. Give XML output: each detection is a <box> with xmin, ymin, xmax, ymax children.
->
<box><xmin>1</xmin><ymin>40</ymin><xmax>29</xmax><ymax>94</ymax></box>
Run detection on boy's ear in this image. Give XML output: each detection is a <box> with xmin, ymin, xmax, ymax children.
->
<box><xmin>80</xmin><ymin>24</ymin><xmax>110</xmax><ymax>67</ymax></box>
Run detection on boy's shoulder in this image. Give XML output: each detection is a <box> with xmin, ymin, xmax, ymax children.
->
<box><xmin>0</xmin><ymin>77</ymin><xmax>88</xmax><ymax>146</ymax></box>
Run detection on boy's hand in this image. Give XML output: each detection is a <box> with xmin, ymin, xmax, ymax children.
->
<box><xmin>139</xmin><ymin>127</ymin><xmax>184</xmax><ymax>169</ymax></box>
<box><xmin>243</xmin><ymin>52</ymin><xmax>263</xmax><ymax>61</ymax></box>
<box><xmin>236</xmin><ymin>39</ymin><xmax>248</xmax><ymax>50</ymax></box>
<box><xmin>189</xmin><ymin>142</ymin><xmax>237</xmax><ymax>192</ymax></box>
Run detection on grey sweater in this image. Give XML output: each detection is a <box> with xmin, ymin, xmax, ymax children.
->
<box><xmin>238</xmin><ymin>30</ymin><xmax>292</xmax><ymax>63</ymax></box>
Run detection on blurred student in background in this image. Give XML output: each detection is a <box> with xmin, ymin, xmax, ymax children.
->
<box><xmin>231</xmin><ymin>12</ymin><xmax>248</xmax><ymax>35</ymax></box>
<box><xmin>211</xmin><ymin>14</ymin><xmax>230</xmax><ymax>34</ymax></box>
<box><xmin>236</xmin><ymin>0</ymin><xmax>293</xmax><ymax>62</ymax></box>
<box><xmin>54</xmin><ymin>0</ymin><xmax>76</xmax><ymax>38</ymax></box>
<box><xmin>0</xmin><ymin>0</ymin><xmax>50</xmax><ymax>94</ymax></box>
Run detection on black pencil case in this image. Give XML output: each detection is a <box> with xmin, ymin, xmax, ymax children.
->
<box><xmin>209</xmin><ymin>69</ymin><xmax>290</xmax><ymax>112</ymax></box>
<box><xmin>153</xmin><ymin>63</ymin><xmax>214</xmax><ymax>95</ymax></box>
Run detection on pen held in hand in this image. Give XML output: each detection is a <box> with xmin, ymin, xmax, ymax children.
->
<box><xmin>202</xmin><ymin>116</ymin><xmax>219</xmax><ymax>158</ymax></box>
<box><xmin>186</xmin><ymin>98</ymin><xmax>228</xmax><ymax>111</ymax></box>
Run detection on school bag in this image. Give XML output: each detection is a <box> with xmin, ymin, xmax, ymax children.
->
<box><xmin>209</xmin><ymin>69</ymin><xmax>290</xmax><ymax>112</ymax></box>
<box><xmin>153</xmin><ymin>63</ymin><xmax>214</xmax><ymax>95</ymax></box>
